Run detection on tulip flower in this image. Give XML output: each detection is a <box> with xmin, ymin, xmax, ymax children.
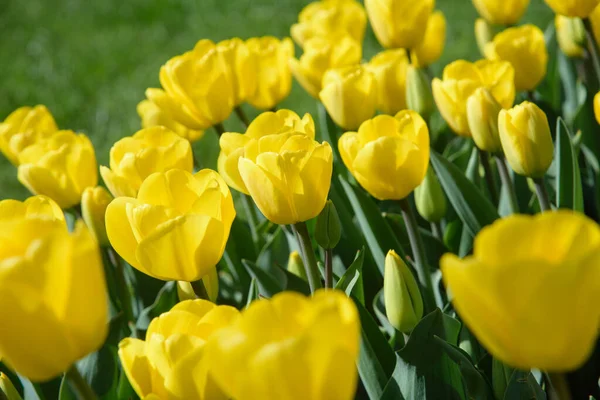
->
<box><xmin>207</xmin><ymin>290</ymin><xmax>360</xmax><ymax>400</ymax></box>
<box><xmin>291</xmin><ymin>0</ymin><xmax>367</xmax><ymax>47</ymax></box>
<box><xmin>467</xmin><ymin>87</ymin><xmax>503</xmax><ymax>153</ymax></box>
<box><xmin>217</xmin><ymin>38</ymin><xmax>259</xmax><ymax>106</ymax></box>
<box><xmin>0</xmin><ymin>195</ymin><xmax>65</xmax><ymax>224</ymax></box>
<box><xmin>414</xmin><ymin>167</ymin><xmax>447</xmax><ymax>223</ymax></box>
<box><xmin>544</xmin><ymin>0</ymin><xmax>600</xmax><ymax>18</ymax></box>
<box><xmin>17</xmin><ymin>130</ymin><xmax>97</xmax><ymax>209</ymax></box>
<box><xmin>290</xmin><ymin>34</ymin><xmax>362</xmax><ymax>98</ymax></box>
<box><xmin>472</xmin><ymin>0</ymin><xmax>530</xmax><ymax>25</ymax></box>
<box><xmin>246</xmin><ymin>37</ymin><xmax>294</xmax><ymax>110</ymax></box>
<box><xmin>320</xmin><ymin>65</ymin><xmax>377</xmax><ymax>130</ymax></box>
<box><xmin>119</xmin><ymin>299</ymin><xmax>239</xmax><ymax>399</ymax></box>
<box><xmin>100</xmin><ymin>126</ymin><xmax>193</xmax><ymax>198</ymax></box>
<box><xmin>106</xmin><ymin>168</ymin><xmax>235</xmax><ymax>282</ymax></box>
<box><xmin>442</xmin><ymin>211</ymin><xmax>600</xmax><ymax>371</ymax></box>
<box><xmin>485</xmin><ymin>25</ymin><xmax>548</xmax><ymax>92</ymax></box>
<box><xmin>498</xmin><ymin>101</ymin><xmax>554</xmax><ymax>178</ymax></box>
<box><xmin>595</xmin><ymin>92</ymin><xmax>600</xmax><ymax>124</ymax></box>
<box><xmin>0</xmin><ymin>218</ymin><xmax>107</xmax><ymax>381</ymax></box>
<box><xmin>365</xmin><ymin>0</ymin><xmax>435</xmax><ymax>49</ymax></box>
<box><xmin>384</xmin><ymin>250</ymin><xmax>423</xmax><ymax>333</ymax></box>
<box><xmin>365</xmin><ymin>49</ymin><xmax>410</xmax><ymax>115</ymax></box>
<box><xmin>338</xmin><ymin>110</ymin><xmax>430</xmax><ymax>200</ymax></box>
<box><xmin>433</xmin><ymin>59</ymin><xmax>515</xmax><ymax>137</ymax></box>
<box><xmin>0</xmin><ymin>105</ymin><xmax>58</xmax><ymax>166</ymax></box>
<box><xmin>218</xmin><ymin>109</ymin><xmax>316</xmax><ymax>194</ymax></box>
<box><xmin>81</xmin><ymin>186</ymin><xmax>113</xmax><ymax>246</ymax></box>
<box><xmin>591</xmin><ymin>5</ymin><xmax>600</xmax><ymax>44</ymax></box>
<box><xmin>555</xmin><ymin>16</ymin><xmax>586</xmax><ymax>58</ymax></box>
<box><xmin>137</xmin><ymin>99</ymin><xmax>205</xmax><ymax>142</ymax></box>
<box><xmin>411</xmin><ymin>10</ymin><xmax>447</xmax><ymax>68</ymax></box>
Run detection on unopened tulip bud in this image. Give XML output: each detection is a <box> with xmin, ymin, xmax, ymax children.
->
<box><xmin>0</xmin><ymin>373</ymin><xmax>22</xmax><ymax>400</ymax></box>
<box><xmin>414</xmin><ymin>166</ymin><xmax>447</xmax><ymax>223</ymax></box>
<box><xmin>556</xmin><ymin>16</ymin><xmax>586</xmax><ymax>58</ymax></box>
<box><xmin>544</xmin><ymin>0</ymin><xmax>600</xmax><ymax>18</ymax></box>
<box><xmin>499</xmin><ymin>101</ymin><xmax>553</xmax><ymax>178</ymax></box>
<box><xmin>287</xmin><ymin>251</ymin><xmax>308</xmax><ymax>281</ymax></box>
<box><xmin>467</xmin><ymin>88</ymin><xmax>503</xmax><ymax>153</ymax></box>
<box><xmin>315</xmin><ymin>200</ymin><xmax>341</xmax><ymax>249</ymax></box>
<box><xmin>406</xmin><ymin>65</ymin><xmax>434</xmax><ymax>120</ymax></box>
<box><xmin>475</xmin><ymin>18</ymin><xmax>494</xmax><ymax>57</ymax></box>
<box><xmin>81</xmin><ymin>186</ymin><xmax>113</xmax><ymax>246</ymax></box>
<box><xmin>384</xmin><ymin>250</ymin><xmax>424</xmax><ymax>333</ymax></box>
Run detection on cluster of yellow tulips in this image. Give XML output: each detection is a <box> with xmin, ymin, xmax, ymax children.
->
<box><xmin>2</xmin><ymin>0</ymin><xmax>600</xmax><ymax>399</ymax></box>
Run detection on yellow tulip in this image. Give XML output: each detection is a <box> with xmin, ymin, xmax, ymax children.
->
<box><xmin>595</xmin><ymin>92</ymin><xmax>600</xmax><ymax>124</ymax></box>
<box><xmin>17</xmin><ymin>130</ymin><xmax>97</xmax><ymax>209</ymax></box>
<box><xmin>217</xmin><ymin>38</ymin><xmax>259</xmax><ymax>105</ymax></box>
<box><xmin>365</xmin><ymin>0</ymin><xmax>435</xmax><ymax>49</ymax></box>
<box><xmin>432</xmin><ymin>59</ymin><xmax>515</xmax><ymax>137</ymax></box>
<box><xmin>591</xmin><ymin>5</ymin><xmax>600</xmax><ymax>44</ymax></box>
<box><xmin>320</xmin><ymin>65</ymin><xmax>377</xmax><ymax>130</ymax></box>
<box><xmin>290</xmin><ymin>34</ymin><xmax>362</xmax><ymax>98</ymax></box>
<box><xmin>544</xmin><ymin>0</ymin><xmax>600</xmax><ymax>18</ymax></box>
<box><xmin>100</xmin><ymin>126</ymin><xmax>193</xmax><ymax>198</ymax></box>
<box><xmin>207</xmin><ymin>290</ymin><xmax>360</xmax><ymax>400</ymax></box>
<box><xmin>384</xmin><ymin>250</ymin><xmax>423</xmax><ymax>333</ymax></box>
<box><xmin>0</xmin><ymin>195</ymin><xmax>64</xmax><ymax>224</ymax></box>
<box><xmin>0</xmin><ymin>218</ymin><xmax>107</xmax><ymax>381</ymax></box>
<box><xmin>105</xmin><ymin>169</ymin><xmax>235</xmax><ymax>282</ymax></box>
<box><xmin>81</xmin><ymin>186</ymin><xmax>113</xmax><ymax>246</ymax></box>
<box><xmin>485</xmin><ymin>24</ymin><xmax>548</xmax><ymax>92</ymax></box>
<box><xmin>246</xmin><ymin>37</ymin><xmax>294</xmax><ymax>110</ymax></box>
<box><xmin>555</xmin><ymin>16</ymin><xmax>586</xmax><ymax>58</ymax></box>
<box><xmin>137</xmin><ymin>99</ymin><xmax>205</xmax><ymax>142</ymax></box>
<box><xmin>442</xmin><ymin>211</ymin><xmax>600</xmax><ymax>371</ymax></box>
<box><xmin>291</xmin><ymin>0</ymin><xmax>367</xmax><ymax>48</ymax></box>
<box><xmin>237</xmin><ymin>128</ymin><xmax>333</xmax><ymax>225</ymax></box>
<box><xmin>411</xmin><ymin>10</ymin><xmax>447</xmax><ymax>68</ymax></box>
<box><xmin>218</xmin><ymin>109</ymin><xmax>316</xmax><ymax>194</ymax></box>
<box><xmin>157</xmin><ymin>39</ymin><xmax>235</xmax><ymax>130</ymax></box>
<box><xmin>475</xmin><ymin>18</ymin><xmax>494</xmax><ymax>57</ymax></box>
<box><xmin>498</xmin><ymin>101</ymin><xmax>554</xmax><ymax>178</ymax></box>
<box><xmin>338</xmin><ymin>110</ymin><xmax>430</xmax><ymax>200</ymax></box>
<box><xmin>119</xmin><ymin>299</ymin><xmax>239</xmax><ymax>400</ymax></box>
<box><xmin>472</xmin><ymin>0</ymin><xmax>530</xmax><ymax>25</ymax></box>
<box><xmin>365</xmin><ymin>49</ymin><xmax>410</xmax><ymax>115</ymax></box>
<box><xmin>0</xmin><ymin>105</ymin><xmax>58</xmax><ymax>166</ymax></box>
<box><xmin>467</xmin><ymin>87</ymin><xmax>503</xmax><ymax>152</ymax></box>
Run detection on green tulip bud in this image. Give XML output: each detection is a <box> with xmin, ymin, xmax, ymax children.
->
<box><xmin>384</xmin><ymin>250</ymin><xmax>424</xmax><ymax>333</ymax></box>
<box><xmin>415</xmin><ymin>166</ymin><xmax>447</xmax><ymax>222</ymax></box>
<box><xmin>315</xmin><ymin>200</ymin><xmax>341</xmax><ymax>249</ymax></box>
<box><xmin>287</xmin><ymin>251</ymin><xmax>307</xmax><ymax>281</ymax></box>
<box><xmin>0</xmin><ymin>373</ymin><xmax>22</xmax><ymax>400</ymax></box>
<box><xmin>406</xmin><ymin>65</ymin><xmax>434</xmax><ymax>120</ymax></box>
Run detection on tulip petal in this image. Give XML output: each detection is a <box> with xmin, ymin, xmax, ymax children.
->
<box><xmin>105</xmin><ymin>197</ymin><xmax>143</xmax><ymax>269</ymax></box>
<box><xmin>119</xmin><ymin>338</ymin><xmax>154</xmax><ymax>398</ymax></box>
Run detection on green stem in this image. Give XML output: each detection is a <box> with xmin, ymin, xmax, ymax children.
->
<box><xmin>430</xmin><ymin>222</ymin><xmax>442</xmax><ymax>241</ymax></box>
<box><xmin>242</xmin><ymin>194</ymin><xmax>261</xmax><ymax>250</ymax></box>
<box><xmin>533</xmin><ymin>178</ymin><xmax>551</xmax><ymax>212</ymax></box>
<box><xmin>479</xmin><ymin>150</ymin><xmax>498</xmax><ymax>204</ymax></box>
<box><xmin>495</xmin><ymin>156</ymin><xmax>520</xmax><ymax>214</ymax></box>
<box><xmin>107</xmin><ymin>248</ymin><xmax>137</xmax><ymax>337</ymax></box>
<box><xmin>398</xmin><ymin>198</ymin><xmax>436</xmax><ymax>312</ymax></box>
<box><xmin>584</xmin><ymin>18</ymin><xmax>600</xmax><ymax>85</ymax></box>
<box><xmin>191</xmin><ymin>279</ymin><xmax>209</xmax><ymax>300</ymax></box>
<box><xmin>546</xmin><ymin>373</ymin><xmax>572</xmax><ymax>400</ymax></box>
<box><xmin>65</xmin><ymin>365</ymin><xmax>97</xmax><ymax>400</ymax></box>
<box><xmin>234</xmin><ymin>106</ymin><xmax>250</xmax><ymax>129</ymax></box>
<box><xmin>292</xmin><ymin>222</ymin><xmax>323</xmax><ymax>293</ymax></box>
<box><xmin>213</xmin><ymin>122</ymin><xmax>225</xmax><ymax>136</ymax></box>
<box><xmin>324</xmin><ymin>248</ymin><xmax>333</xmax><ymax>289</ymax></box>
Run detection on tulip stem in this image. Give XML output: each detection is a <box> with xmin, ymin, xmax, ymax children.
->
<box><xmin>398</xmin><ymin>198</ymin><xmax>436</xmax><ymax>312</ymax></box>
<box><xmin>191</xmin><ymin>279</ymin><xmax>210</xmax><ymax>300</ymax></box>
<box><xmin>495</xmin><ymin>156</ymin><xmax>520</xmax><ymax>214</ymax></box>
<box><xmin>584</xmin><ymin>18</ymin><xmax>600</xmax><ymax>86</ymax></box>
<box><xmin>65</xmin><ymin>365</ymin><xmax>98</xmax><ymax>400</ymax></box>
<box><xmin>546</xmin><ymin>373</ymin><xmax>572</xmax><ymax>400</ymax></box>
<box><xmin>292</xmin><ymin>222</ymin><xmax>323</xmax><ymax>293</ymax></box>
<box><xmin>324</xmin><ymin>248</ymin><xmax>333</xmax><ymax>288</ymax></box>
<box><xmin>479</xmin><ymin>150</ymin><xmax>499</xmax><ymax>204</ymax></box>
<box><xmin>242</xmin><ymin>194</ymin><xmax>261</xmax><ymax>250</ymax></box>
<box><xmin>107</xmin><ymin>247</ymin><xmax>137</xmax><ymax>337</ymax></box>
<box><xmin>430</xmin><ymin>222</ymin><xmax>442</xmax><ymax>241</ymax></box>
<box><xmin>533</xmin><ymin>178</ymin><xmax>551</xmax><ymax>212</ymax></box>
<box><xmin>234</xmin><ymin>106</ymin><xmax>250</xmax><ymax>129</ymax></box>
<box><xmin>213</xmin><ymin>123</ymin><xmax>226</xmax><ymax>137</ymax></box>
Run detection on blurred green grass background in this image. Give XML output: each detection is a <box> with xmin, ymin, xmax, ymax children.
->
<box><xmin>0</xmin><ymin>0</ymin><xmax>553</xmax><ymax>200</ymax></box>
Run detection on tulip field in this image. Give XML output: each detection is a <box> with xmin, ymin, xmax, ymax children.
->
<box><xmin>4</xmin><ymin>0</ymin><xmax>600</xmax><ymax>399</ymax></box>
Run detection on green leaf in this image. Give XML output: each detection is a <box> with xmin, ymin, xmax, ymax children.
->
<box><xmin>136</xmin><ymin>281</ymin><xmax>178</xmax><ymax>331</ymax></box>
<box><xmin>335</xmin><ymin>248</ymin><xmax>365</xmax><ymax>304</ymax></box>
<box><xmin>246</xmin><ymin>279</ymin><xmax>259</xmax><ymax>307</ymax></box>
<box><xmin>431</xmin><ymin>151</ymin><xmax>499</xmax><ymax>236</ymax></box>
<box><xmin>503</xmin><ymin>370</ymin><xmax>546</xmax><ymax>400</ymax></box>
<box><xmin>353</xmin><ymin>297</ymin><xmax>396</xmax><ymax>400</ymax></box>
<box><xmin>255</xmin><ymin>226</ymin><xmax>290</xmax><ymax>273</ymax></box>
<box><xmin>493</xmin><ymin>358</ymin><xmax>514</xmax><ymax>400</ymax></box>
<box><xmin>58</xmin><ymin>376</ymin><xmax>76</xmax><ymax>400</ymax></box>
<box><xmin>381</xmin><ymin>309</ymin><xmax>466</xmax><ymax>399</ymax></box>
<box><xmin>372</xmin><ymin>289</ymin><xmax>396</xmax><ymax>338</ymax></box>
<box><xmin>242</xmin><ymin>259</ymin><xmax>283</xmax><ymax>298</ymax></box>
<box><xmin>76</xmin><ymin>347</ymin><xmax>119</xmax><ymax>399</ymax></box>
<box><xmin>555</xmin><ymin>117</ymin><xmax>584</xmax><ymax>212</ymax></box>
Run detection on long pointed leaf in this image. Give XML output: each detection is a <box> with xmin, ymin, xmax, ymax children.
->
<box><xmin>556</xmin><ymin>118</ymin><xmax>584</xmax><ymax>212</ymax></box>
